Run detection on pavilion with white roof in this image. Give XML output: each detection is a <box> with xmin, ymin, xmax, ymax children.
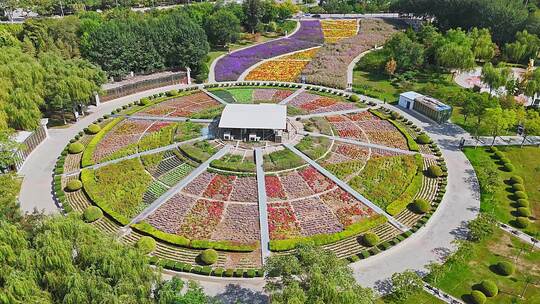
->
<box><xmin>218</xmin><ymin>104</ymin><xmax>287</xmax><ymax>142</ymax></box>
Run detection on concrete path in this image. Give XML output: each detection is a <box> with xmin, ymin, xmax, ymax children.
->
<box><xmin>284</xmin><ymin>143</ymin><xmax>408</xmax><ymax>231</ymax></box>
<box><xmin>18</xmin><ymin>83</ymin><xmax>190</xmax><ymax>215</ymax></box>
<box><xmin>254</xmin><ymin>148</ymin><xmax>270</xmax><ymax>265</ymax></box>
<box><xmin>201</xmin><ymin>88</ymin><xmax>229</xmax><ymax>105</ymax></box>
<box><xmin>302</xmin><ymin>131</ymin><xmax>435</xmax><ymax>158</ymax></box>
<box><xmin>346</xmin><ymin>47</ymin><xmax>382</xmax><ymax>90</ymax></box>
<box><xmin>464</xmin><ymin>135</ymin><xmax>540</xmax><ymax>147</ymax></box>
<box><xmin>118</xmin><ymin>115</ymin><xmax>214</xmax><ymax>124</ymax></box>
<box><xmin>278</xmin><ymin>87</ymin><xmax>306</xmax><ymax>105</ymax></box>
<box><xmin>498</xmin><ymin>222</ymin><xmax>539</xmax><ymax>248</ymax></box>
<box><xmin>129</xmin><ymin>145</ymin><xmax>231</xmax><ymax>225</ymax></box>
<box><xmin>64</xmin><ymin>136</ymin><xmax>207</xmax><ymax>176</ymax></box>
<box><xmin>291</xmin><ymin>107</ymin><xmax>368</xmax><ymax>119</ymax></box>
<box><xmin>424</xmin><ymin>283</ymin><xmax>464</xmax><ymax>304</ymax></box>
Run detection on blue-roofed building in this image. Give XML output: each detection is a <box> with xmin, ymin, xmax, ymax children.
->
<box><xmin>398</xmin><ymin>91</ymin><xmax>452</xmax><ymax>123</ymax></box>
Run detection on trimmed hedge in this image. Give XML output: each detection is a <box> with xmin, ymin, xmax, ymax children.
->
<box><xmin>65</xmin><ymin>179</ymin><xmax>82</xmax><ymax>192</ymax></box>
<box><xmin>83</xmin><ymin>206</ymin><xmax>103</xmax><ymax>223</ymax></box>
<box><xmin>388</xmin><ymin>119</ymin><xmax>420</xmax><ymax>152</ymax></box>
<box><xmin>496</xmin><ymin>261</ymin><xmax>515</xmax><ymax>276</ymax></box>
<box><xmin>416</xmin><ymin>134</ymin><xmax>432</xmax><ymax>144</ymax></box>
<box><xmin>503</xmin><ymin>163</ymin><xmax>515</xmax><ymax>172</ymax></box>
<box><xmin>410</xmin><ymin>199</ymin><xmax>430</xmax><ymax>214</ymax></box>
<box><xmin>270</xmin><ymin>215</ymin><xmax>387</xmax><ymax>251</ymax></box>
<box><xmin>136</xmin><ymin>236</ymin><xmax>157</xmax><ymax>254</ymax></box>
<box><xmin>479</xmin><ymin>280</ymin><xmax>498</xmax><ymax>297</ymax></box>
<box><xmin>517</xmin><ymin>199</ymin><xmax>529</xmax><ymax>208</ymax></box>
<box><xmin>349</xmin><ymin>95</ymin><xmax>360</xmax><ymax>102</ymax></box>
<box><xmin>514</xmin><ymin>217</ymin><xmax>530</xmax><ymax>228</ymax></box>
<box><xmin>86</xmin><ymin>123</ymin><xmax>101</xmax><ymax>134</ymax></box>
<box><xmin>470</xmin><ymin>290</ymin><xmax>486</xmax><ymax>304</ymax></box>
<box><xmin>68</xmin><ymin>142</ymin><xmax>84</xmax><ymax>154</ymax></box>
<box><xmin>510</xmin><ymin>176</ymin><xmax>524</xmax><ymax>184</ymax></box>
<box><xmin>427</xmin><ymin>164</ymin><xmax>443</xmax><ymax>177</ymax></box>
<box><xmin>494</xmin><ymin>151</ymin><xmax>505</xmax><ymax>159</ymax></box>
<box><xmin>362</xmin><ymin>232</ymin><xmax>380</xmax><ymax>247</ymax></box>
<box><xmin>517</xmin><ymin>207</ymin><xmax>531</xmax><ymax>217</ymax></box>
<box><xmin>199</xmin><ymin>249</ymin><xmax>218</xmax><ymax>265</ymax></box>
<box><xmin>512</xmin><ymin>183</ymin><xmax>525</xmax><ymax>192</ymax></box>
<box><xmin>515</xmin><ymin>191</ymin><xmax>528</xmax><ymax>200</ymax></box>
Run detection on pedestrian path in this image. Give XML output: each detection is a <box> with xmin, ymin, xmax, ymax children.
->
<box><xmin>463</xmin><ymin>135</ymin><xmax>540</xmax><ymax>147</ymax></box>
<box><xmin>498</xmin><ymin>221</ymin><xmax>539</xmax><ymax>248</ymax></box>
<box><xmin>129</xmin><ymin>145</ymin><xmax>231</xmax><ymax>225</ymax></box>
<box><xmin>254</xmin><ymin>148</ymin><xmax>270</xmax><ymax>265</ymax></box>
<box><xmin>284</xmin><ymin>143</ymin><xmax>408</xmax><ymax>231</ymax></box>
<box><xmin>118</xmin><ymin>114</ymin><xmax>214</xmax><ymax>124</ymax></box>
<box><xmin>63</xmin><ymin>136</ymin><xmax>207</xmax><ymax>175</ymax></box>
<box><xmin>424</xmin><ymin>283</ymin><xmax>464</xmax><ymax>304</ymax></box>
<box><xmin>201</xmin><ymin>88</ymin><xmax>229</xmax><ymax>105</ymax></box>
<box><xmin>278</xmin><ymin>87</ymin><xmax>305</xmax><ymax>105</ymax></box>
<box><xmin>290</xmin><ymin>107</ymin><xmax>368</xmax><ymax>119</ymax></box>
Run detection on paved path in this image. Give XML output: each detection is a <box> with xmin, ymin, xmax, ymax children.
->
<box><xmin>129</xmin><ymin>145</ymin><xmax>231</xmax><ymax>225</ymax></box>
<box><xmin>118</xmin><ymin>115</ymin><xmax>214</xmax><ymax>124</ymax></box>
<box><xmin>254</xmin><ymin>148</ymin><xmax>270</xmax><ymax>265</ymax></box>
<box><xmin>290</xmin><ymin>107</ymin><xmax>368</xmax><ymax>119</ymax></box>
<box><xmin>463</xmin><ymin>135</ymin><xmax>540</xmax><ymax>147</ymax></box>
<box><xmin>18</xmin><ymin>83</ymin><xmax>190</xmax><ymax>214</ymax></box>
<box><xmin>424</xmin><ymin>283</ymin><xmax>464</xmax><ymax>304</ymax></box>
<box><xmin>302</xmin><ymin>131</ymin><xmax>435</xmax><ymax>158</ymax></box>
<box><xmin>284</xmin><ymin>143</ymin><xmax>408</xmax><ymax>231</ymax></box>
<box><xmin>278</xmin><ymin>87</ymin><xmax>305</xmax><ymax>105</ymax></box>
<box><xmin>346</xmin><ymin>47</ymin><xmax>382</xmax><ymax>90</ymax></box>
<box><xmin>64</xmin><ymin>136</ymin><xmax>207</xmax><ymax>176</ymax></box>
<box><xmin>498</xmin><ymin>222</ymin><xmax>539</xmax><ymax>248</ymax></box>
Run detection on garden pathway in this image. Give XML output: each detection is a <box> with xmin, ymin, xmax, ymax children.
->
<box><xmin>63</xmin><ymin>136</ymin><xmax>208</xmax><ymax>176</ymax></box>
<box><xmin>290</xmin><ymin>107</ymin><xmax>368</xmax><ymax>119</ymax></box>
<box><xmin>278</xmin><ymin>87</ymin><xmax>306</xmax><ymax>105</ymax></box>
<box><xmin>116</xmin><ymin>114</ymin><xmax>214</xmax><ymax>124</ymax></box>
<box><xmin>254</xmin><ymin>148</ymin><xmax>271</xmax><ymax>265</ymax></box>
<box><xmin>129</xmin><ymin>145</ymin><xmax>232</xmax><ymax>225</ymax></box>
<box><xmin>301</xmin><ymin>130</ymin><xmax>435</xmax><ymax>158</ymax></box>
<box><xmin>463</xmin><ymin>135</ymin><xmax>540</xmax><ymax>147</ymax></box>
<box><xmin>283</xmin><ymin>143</ymin><xmax>408</xmax><ymax>231</ymax></box>
<box><xmin>498</xmin><ymin>222</ymin><xmax>539</xmax><ymax>248</ymax></box>
<box><xmin>346</xmin><ymin>47</ymin><xmax>382</xmax><ymax>91</ymax></box>
<box><xmin>424</xmin><ymin>283</ymin><xmax>464</xmax><ymax>304</ymax></box>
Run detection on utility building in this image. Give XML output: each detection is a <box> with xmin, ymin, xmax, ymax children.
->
<box><xmin>398</xmin><ymin>91</ymin><xmax>452</xmax><ymax>123</ymax></box>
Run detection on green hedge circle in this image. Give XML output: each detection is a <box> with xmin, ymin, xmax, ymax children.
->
<box><xmin>68</xmin><ymin>142</ymin><xmax>84</xmax><ymax>154</ymax></box>
<box><xmin>470</xmin><ymin>290</ymin><xmax>486</xmax><ymax>304</ymax></box>
<box><xmin>517</xmin><ymin>207</ymin><xmax>531</xmax><ymax>217</ymax></box>
<box><xmin>136</xmin><ymin>236</ymin><xmax>157</xmax><ymax>254</ymax></box>
<box><xmin>416</xmin><ymin>134</ymin><xmax>432</xmax><ymax>144</ymax></box>
<box><xmin>410</xmin><ymin>199</ymin><xmax>430</xmax><ymax>214</ymax></box>
<box><xmin>517</xmin><ymin>199</ymin><xmax>529</xmax><ymax>208</ymax></box>
<box><xmin>83</xmin><ymin>206</ymin><xmax>103</xmax><ymax>223</ymax></box>
<box><xmin>479</xmin><ymin>280</ymin><xmax>498</xmax><ymax>297</ymax></box>
<box><xmin>139</xmin><ymin>98</ymin><xmax>151</xmax><ymax>106</ymax></box>
<box><xmin>496</xmin><ymin>261</ymin><xmax>515</xmax><ymax>276</ymax></box>
<box><xmin>503</xmin><ymin>163</ymin><xmax>515</xmax><ymax>172</ymax></box>
<box><xmin>362</xmin><ymin>232</ymin><xmax>380</xmax><ymax>247</ymax></box>
<box><xmin>512</xmin><ymin>183</ymin><xmax>525</xmax><ymax>192</ymax></box>
<box><xmin>427</xmin><ymin>165</ymin><xmax>443</xmax><ymax>178</ymax></box>
<box><xmin>65</xmin><ymin>179</ymin><xmax>82</xmax><ymax>192</ymax></box>
<box><xmin>199</xmin><ymin>249</ymin><xmax>218</xmax><ymax>265</ymax></box>
<box><xmin>349</xmin><ymin>95</ymin><xmax>360</xmax><ymax>102</ymax></box>
<box><xmin>515</xmin><ymin>191</ymin><xmax>528</xmax><ymax>200</ymax></box>
<box><xmin>510</xmin><ymin>176</ymin><xmax>523</xmax><ymax>184</ymax></box>
<box><xmin>86</xmin><ymin>123</ymin><xmax>101</xmax><ymax>134</ymax></box>
<box><xmin>514</xmin><ymin>217</ymin><xmax>530</xmax><ymax>228</ymax></box>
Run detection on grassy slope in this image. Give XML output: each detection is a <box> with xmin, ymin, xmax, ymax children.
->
<box><xmin>378</xmin><ymin>290</ymin><xmax>445</xmax><ymax>304</ymax></box>
<box><xmin>464</xmin><ymin>146</ymin><xmax>539</xmax><ymax>235</ymax></box>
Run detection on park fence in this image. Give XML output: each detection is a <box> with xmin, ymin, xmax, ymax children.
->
<box><xmin>12</xmin><ymin>119</ymin><xmax>48</xmax><ymax>172</ymax></box>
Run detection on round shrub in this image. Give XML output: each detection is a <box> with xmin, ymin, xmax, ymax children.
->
<box><xmin>512</xmin><ymin>183</ymin><xmax>525</xmax><ymax>192</ymax></box>
<box><xmin>416</xmin><ymin>134</ymin><xmax>432</xmax><ymax>144</ymax></box>
<box><xmin>362</xmin><ymin>233</ymin><xmax>380</xmax><ymax>247</ymax></box>
<box><xmin>494</xmin><ymin>151</ymin><xmax>505</xmax><ymax>159</ymax></box>
<box><xmin>136</xmin><ymin>236</ymin><xmax>157</xmax><ymax>254</ymax></box>
<box><xmin>199</xmin><ymin>249</ymin><xmax>218</xmax><ymax>265</ymax></box>
<box><xmin>515</xmin><ymin>191</ymin><xmax>528</xmax><ymax>200</ymax></box>
<box><xmin>83</xmin><ymin>206</ymin><xmax>103</xmax><ymax>223</ymax></box>
<box><xmin>427</xmin><ymin>165</ymin><xmax>443</xmax><ymax>178</ymax></box>
<box><xmin>139</xmin><ymin>97</ymin><xmax>151</xmax><ymax>106</ymax></box>
<box><xmin>496</xmin><ymin>261</ymin><xmax>515</xmax><ymax>276</ymax></box>
<box><xmin>68</xmin><ymin>142</ymin><xmax>84</xmax><ymax>154</ymax></box>
<box><xmin>510</xmin><ymin>176</ymin><xmax>523</xmax><ymax>184</ymax></box>
<box><xmin>86</xmin><ymin>123</ymin><xmax>101</xmax><ymax>134</ymax></box>
<box><xmin>517</xmin><ymin>207</ymin><xmax>531</xmax><ymax>217</ymax></box>
<box><xmin>503</xmin><ymin>163</ymin><xmax>515</xmax><ymax>172</ymax></box>
<box><xmin>65</xmin><ymin>179</ymin><xmax>82</xmax><ymax>192</ymax></box>
<box><xmin>488</xmin><ymin>146</ymin><xmax>498</xmax><ymax>153</ymax></box>
<box><xmin>479</xmin><ymin>280</ymin><xmax>498</xmax><ymax>297</ymax></box>
<box><xmin>470</xmin><ymin>290</ymin><xmax>486</xmax><ymax>304</ymax></box>
<box><xmin>514</xmin><ymin>217</ymin><xmax>530</xmax><ymax>228</ymax></box>
<box><xmin>517</xmin><ymin>199</ymin><xmax>529</xmax><ymax>208</ymax></box>
<box><xmin>410</xmin><ymin>199</ymin><xmax>430</xmax><ymax>214</ymax></box>
<box><xmin>349</xmin><ymin>95</ymin><xmax>360</xmax><ymax>102</ymax></box>
<box><xmin>500</xmin><ymin>157</ymin><xmax>510</xmax><ymax>164</ymax></box>
<box><xmin>390</xmin><ymin>112</ymin><xmax>401</xmax><ymax>120</ymax></box>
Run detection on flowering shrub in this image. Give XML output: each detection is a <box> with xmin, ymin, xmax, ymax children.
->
<box><xmin>298</xmin><ymin>166</ymin><xmax>334</xmax><ymax>193</ymax></box>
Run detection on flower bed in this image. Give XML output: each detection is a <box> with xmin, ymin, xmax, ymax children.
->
<box><xmin>214</xmin><ymin>20</ymin><xmax>324</xmax><ymax>81</ymax></box>
<box><xmin>321</xmin><ymin>20</ymin><xmax>358</xmax><ymax>43</ymax></box>
<box><xmin>92</xmin><ymin>120</ymin><xmax>152</xmax><ymax>162</ymax></box>
<box><xmin>211</xmin><ymin>203</ymin><xmax>260</xmax><ymax>244</ymax></box>
<box><xmin>245</xmin><ymin>48</ymin><xmax>319</xmax><ymax>82</ymax></box>
<box><xmin>229</xmin><ymin>176</ymin><xmax>258</xmax><ymax>202</ymax></box>
<box><xmin>279</xmin><ymin>170</ymin><xmax>316</xmax><ymax>199</ymax></box>
<box><xmin>288</xmin><ymin>92</ymin><xmax>357</xmax><ymax>114</ymax></box>
<box><xmin>202</xmin><ymin>174</ymin><xmax>237</xmax><ymax>201</ymax></box>
<box><xmin>298</xmin><ymin>166</ymin><xmax>334</xmax><ymax>193</ymax></box>
<box><xmin>178</xmin><ymin>199</ymin><xmax>225</xmax><ymax>240</ymax></box>
<box><xmin>290</xmin><ymin>198</ymin><xmax>343</xmax><ymax>235</ymax></box>
<box><xmin>265</xmin><ymin>175</ymin><xmax>287</xmax><ymax>201</ymax></box>
<box><xmin>183</xmin><ymin>171</ymin><xmax>216</xmax><ymax>196</ymax></box>
<box><xmin>147</xmin><ymin>193</ymin><xmax>197</xmax><ymax>234</ymax></box>
<box><xmin>267</xmin><ymin>202</ymin><xmax>302</xmax><ymax>239</ymax></box>
<box><xmin>138</xmin><ymin>92</ymin><xmax>221</xmax><ymax>117</ymax></box>
<box><xmin>319</xmin><ymin>187</ymin><xmax>374</xmax><ymax>226</ymax></box>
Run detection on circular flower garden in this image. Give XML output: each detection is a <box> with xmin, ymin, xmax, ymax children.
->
<box><xmin>53</xmin><ymin>81</ymin><xmax>447</xmax><ymax>278</ymax></box>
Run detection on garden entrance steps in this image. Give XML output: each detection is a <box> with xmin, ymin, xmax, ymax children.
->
<box><xmin>290</xmin><ymin>107</ymin><xmax>369</xmax><ymax>120</ymax></box>
<box><xmin>301</xmin><ymin>131</ymin><xmax>436</xmax><ymax>159</ymax></box>
<box><xmin>128</xmin><ymin>144</ymin><xmax>232</xmax><ymax>226</ymax></box>
<box><xmin>62</xmin><ymin>136</ymin><xmax>208</xmax><ymax>176</ymax></box>
<box><xmin>283</xmin><ymin>143</ymin><xmax>409</xmax><ymax>232</ymax></box>
<box><xmin>254</xmin><ymin>147</ymin><xmax>271</xmax><ymax>265</ymax></box>
<box><xmin>278</xmin><ymin>87</ymin><xmax>306</xmax><ymax>105</ymax></box>
<box><xmin>116</xmin><ymin>114</ymin><xmax>214</xmax><ymax>124</ymax></box>
<box><xmin>201</xmin><ymin>88</ymin><xmax>229</xmax><ymax>105</ymax></box>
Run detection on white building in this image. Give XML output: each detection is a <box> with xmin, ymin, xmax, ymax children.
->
<box><xmin>218</xmin><ymin>104</ymin><xmax>287</xmax><ymax>142</ymax></box>
<box><xmin>398</xmin><ymin>91</ymin><xmax>452</xmax><ymax>123</ymax></box>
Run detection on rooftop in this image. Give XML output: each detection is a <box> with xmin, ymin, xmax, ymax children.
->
<box><xmin>219</xmin><ymin>104</ymin><xmax>287</xmax><ymax>130</ymax></box>
<box><xmin>401</xmin><ymin>91</ymin><xmax>451</xmax><ymax>111</ymax></box>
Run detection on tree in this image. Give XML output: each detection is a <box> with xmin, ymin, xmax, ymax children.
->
<box><xmin>481</xmin><ymin>63</ymin><xmax>511</xmax><ymax>94</ymax></box>
<box><xmin>243</xmin><ymin>0</ymin><xmax>262</xmax><ymax>33</ymax></box>
<box><xmin>204</xmin><ymin>10</ymin><xmax>241</xmax><ymax>47</ymax></box>
<box><xmin>0</xmin><ymin>173</ymin><xmax>22</xmax><ymax>222</ymax></box>
<box><xmin>462</xmin><ymin>92</ymin><xmax>497</xmax><ymax>128</ymax></box>
<box><xmin>479</xmin><ymin>107</ymin><xmax>517</xmax><ymax>145</ymax></box>
<box><xmin>389</xmin><ymin>270</ymin><xmax>424</xmax><ymax>302</ymax></box>
<box><xmin>155</xmin><ymin>278</ymin><xmax>210</xmax><ymax>304</ymax></box>
<box><xmin>524</xmin><ymin>67</ymin><xmax>540</xmax><ymax>102</ymax></box>
<box><xmin>0</xmin><ymin>129</ymin><xmax>22</xmax><ymax>172</ymax></box>
<box><xmin>467</xmin><ymin>213</ymin><xmax>496</xmax><ymax>242</ymax></box>
<box><xmin>504</xmin><ymin>30</ymin><xmax>540</xmax><ymax>64</ymax></box>
<box><xmin>384</xmin><ymin>32</ymin><xmax>425</xmax><ymax>72</ymax></box>
<box><xmin>469</xmin><ymin>27</ymin><xmax>496</xmax><ymax>62</ymax></box>
<box><xmin>435</xmin><ymin>28</ymin><xmax>475</xmax><ymax>77</ymax></box>
<box><xmin>265</xmin><ymin>244</ymin><xmax>375</xmax><ymax>304</ymax></box>
<box><xmin>520</xmin><ymin>110</ymin><xmax>540</xmax><ymax>146</ymax></box>
<box><xmin>385</xmin><ymin>58</ymin><xmax>397</xmax><ymax>76</ymax></box>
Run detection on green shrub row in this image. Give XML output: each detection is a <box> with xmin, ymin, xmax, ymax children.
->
<box><xmin>81</xmin><ymin>117</ymin><xmax>124</xmax><ymax>167</ymax></box>
<box><xmin>270</xmin><ymin>215</ymin><xmax>387</xmax><ymax>251</ymax></box>
<box><xmin>347</xmin><ymin>230</ymin><xmax>413</xmax><ymax>263</ymax></box>
<box><xmin>210</xmin><ymin>159</ymin><xmax>256</xmax><ymax>173</ymax></box>
<box><xmin>149</xmin><ymin>256</ymin><xmax>264</xmax><ymax>277</ymax></box>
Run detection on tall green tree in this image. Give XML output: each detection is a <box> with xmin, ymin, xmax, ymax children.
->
<box><xmin>504</xmin><ymin>30</ymin><xmax>540</xmax><ymax>64</ymax></box>
<box><xmin>479</xmin><ymin>107</ymin><xmax>517</xmax><ymax>145</ymax></box>
<box><xmin>435</xmin><ymin>28</ymin><xmax>475</xmax><ymax>77</ymax></box>
<box><xmin>481</xmin><ymin>63</ymin><xmax>511</xmax><ymax>94</ymax></box>
<box><xmin>155</xmin><ymin>278</ymin><xmax>211</xmax><ymax>304</ymax></box>
<box><xmin>204</xmin><ymin>9</ymin><xmax>241</xmax><ymax>47</ymax></box>
<box><xmin>383</xmin><ymin>32</ymin><xmax>425</xmax><ymax>72</ymax></box>
<box><xmin>243</xmin><ymin>0</ymin><xmax>262</xmax><ymax>33</ymax></box>
<box><xmin>389</xmin><ymin>270</ymin><xmax>424</xmax><ymax>302</ymax></box>
<box><xmin>469</xmin><ymin>27</ymin><xmax>496</xmax><ymax>62</ymax></box>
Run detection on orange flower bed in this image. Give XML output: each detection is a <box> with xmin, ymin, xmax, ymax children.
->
<box><xmin>245</xmin><ymin>48</ymin><xmax>319</xmax><ymax>82</ymax></box>
<box><xmin>321</xmin><ymin>20</ymin><xmax>358</xmax><ymax>43</ymax></box>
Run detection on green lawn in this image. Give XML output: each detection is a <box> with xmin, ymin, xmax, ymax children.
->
<box><xmin>464</xmin><ymin>146</ymin><xmax>539</xmax><ymax>236</ymax></box>
<box><xmin>433</xmin><ymin>229</ymin><xmax>540</xmax><ymax>304</ymax></box>
<box><xmin>378</xmin><ymin>290</ymin><xmax>445</xmax><ymax>304</ymax></box>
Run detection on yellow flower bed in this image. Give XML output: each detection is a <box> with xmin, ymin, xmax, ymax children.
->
<box><xmin>321</xmin><ymin>20</ymin><xmax>358</xmax><ymax>43</ymax></box>
<box><xmin>245</xmin><ymin>48</ymin><xmax>320</xmax><ymax>82</ymax></box>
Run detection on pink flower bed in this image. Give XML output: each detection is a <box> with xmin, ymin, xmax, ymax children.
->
<box><xmin>334</xmin><ymin>143</ymin><xmax>370</xmax><ymax>160</ymax></box>
<box><xmin>202</xmin><ymin>174</ymin><xmax>237</xmax><ymax>201</ymax></box>
<box><xmin>178</xmin><ymin>199</ymin><xmax>225</xmax><ymax>239</ymax></box>
<box><xmin>146</xmin><ymin>193</ymin><xmax>196</xmax><ymax>234</ymax></box>
<box><xmin>93</xmin><ymin>134</ymin><xmax>141</xmax><ymax>162</ymax></box>
<box><xmin>271</xmin><ymin>90</ymin><xmax>293</xmax><ymax>103</ymax></box>
<box><xmin>311</xmin><ymin>102</ymin><xmax>357</xmax><ymax>114</ymax></box>
<box><xmin>183</xmin><ymin>171</ymin><xmax>215</xmax><ymax>196</ymax></box>
<box><xmin>319</xmin><ymin>188</ymin><xmax>374</xmax><ymax>227</ymax></box>
<box><xmin>253</xmin><ymin>89</ymin><xmax>277</xmax><ymax>102</ymax></box>
<box><xmin>279</xmin><ymin>170</ymin><xmax>315</xmax><ymax>199</ymax></box>
<box><xmin>147</xmin><ymin>121</ymin><xmax>174</xmax><ymax>132</ymax></box>
<box><xmin>290</xmin><ymin>198</ymin><xmax>342</xmax><ymax>236</ymax></box>
<box><xmin>265</xmin><ymin>175</ymin><xmax>287</xmax><ymax>201</ymax></box>
<box><xmin>211</xmin><ymin>203</ymin><xmax>260</xmax><ymax>244</ymax></box>
<box><xmin>267</xmin><ymin>202</ymin><xmax>302</xmax><ymax>240</ymax></box>
<box><xmin>347</xmin><ymin>111</ymin><xmax>377</xmax><ymax>122</ymax></box>
<box><xmin>229</xmin><ymin>176</ymin><xmax>258</xmax><ymax>202</ymax></box>
<box><xmin>298</xmin><ymin>166</ymin><xmax>334</xmax><ymax>193</ymax></box>
<box><xmin>139</xmin><ymin>92</ymin><xmax>221</xmax><ymax>117</ymax></box>
<box><xmin>288</xmin><ymin>92</ymin><xmax>320</xmax><ymax>107</ymax></box>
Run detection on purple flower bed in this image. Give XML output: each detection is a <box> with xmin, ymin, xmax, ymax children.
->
<box><xmin>215</xmin><ymin>20</ymin><xmax>323</xmax><ymax>82</ymax></box>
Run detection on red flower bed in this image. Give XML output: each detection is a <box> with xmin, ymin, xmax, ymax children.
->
<box><xmin>178</xmin><ymin>199</ymin><xmax>225</xmax><ymax>239</ymax></box>
<box><xmin>202</xmin><ymin>174</ymin><xmax>237</xmax><ymax>201</ymax></box>
<box><xmin>267</xmin><ymin>202</ymin><xmax>302</xmax><ymax>240</ymax></box>
<box><xmin>298</xmin><ymin>166</ymin><xmax>334</xmax><ymax>193</ymax></box>
<box><xmin>265</xmin><ymin>175</ymin><xmax>287</xmax><ymax>201</ymax></box>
